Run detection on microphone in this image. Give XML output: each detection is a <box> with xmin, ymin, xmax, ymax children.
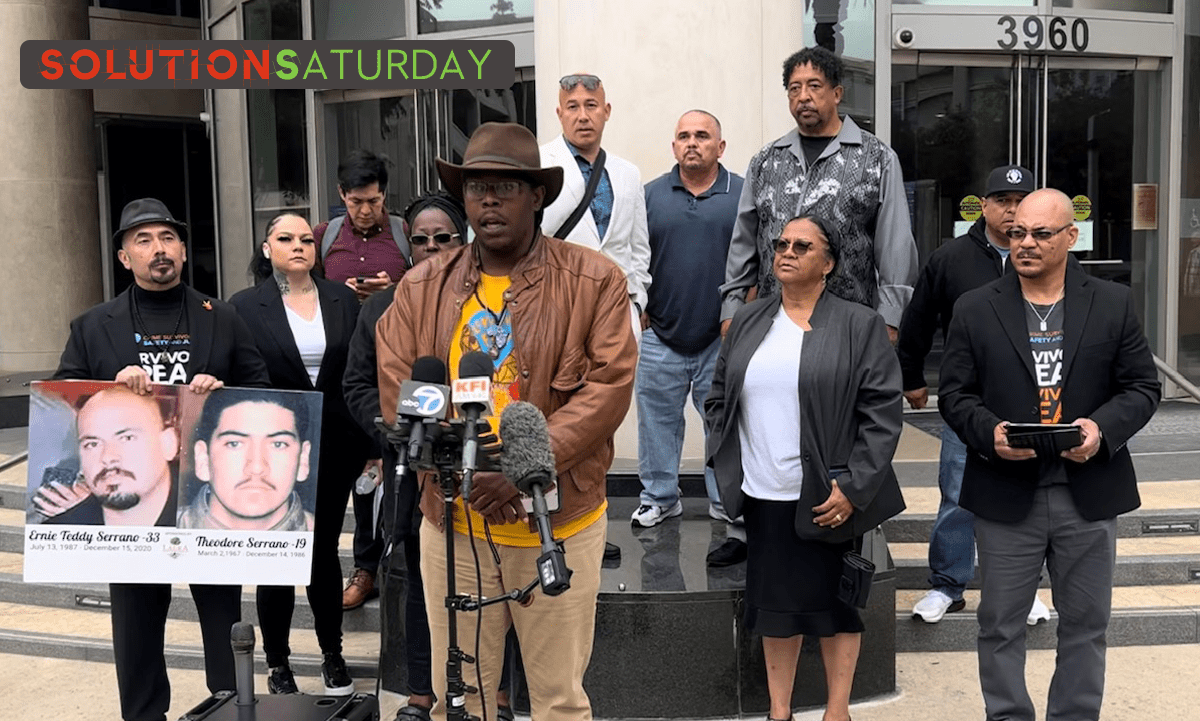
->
<box><xmin>396</xmin><ymin>356</ymin><xmax>451</xmax><ymax>474</ymax></box>
<box><xmin>454</xmin><ymin>351</ymin><xmax>494</xmax><ymax>501</ymax></box>
<box><xmin>499</xmin><ymin>401</ymin><xmax>571</xmax><ymax>596</ymax></box>
<box><xmin>230</xmin><ymin>621</ymin><xmax>257</xmax><ymax>718</ymax></box>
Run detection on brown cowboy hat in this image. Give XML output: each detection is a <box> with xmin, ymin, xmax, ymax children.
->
<box><xmin>436</xmin><ymin>122</ymin><xmax>563</xmax><ymax>205</ymax></box>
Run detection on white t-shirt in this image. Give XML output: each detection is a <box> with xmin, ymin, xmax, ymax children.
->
<box><xmin>285</xmin><ymin>302</ymin><xmax>326</xmax><ymax>385</ymax></box>
<box><xmin>737</xmin><ymin>304</ymin><xmax>805</xmax><ymax>500</ymax></box>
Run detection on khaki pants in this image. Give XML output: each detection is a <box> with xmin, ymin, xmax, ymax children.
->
<box><xmin>419</xmin><ymin>514</ymin><xmax>606</xmax><ymax>721</ymax></box>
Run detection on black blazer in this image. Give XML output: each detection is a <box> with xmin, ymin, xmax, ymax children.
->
<box><xmin>55</xmin><ymin>285</ymin><xmax>269</xmax><ymax>386</ymax></box>
<box><xmin>228</xmin><ymin>278</ymin><xmax>373</xmax><ymax>475</ymax></box>
<box><xmin>938</xmin><ymin>265</ymin><xmax>1160</xmax><ymax>524</ymax></box>
<box><xmin>704</xmin><ymin>292</ymin><xmax>906</xmax><ymax>541</ymax></box>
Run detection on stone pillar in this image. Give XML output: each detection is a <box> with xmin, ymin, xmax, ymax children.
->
<box><xmin>0</xmin><ymin>0</ymin><xmax>101</xmax><ymax>372</ymax></box>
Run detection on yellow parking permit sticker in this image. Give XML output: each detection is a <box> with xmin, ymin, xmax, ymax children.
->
<box><xmin>1072</xmin><ymin>195</ymin><xmax>1092</xmax><ymax>221</ymax></box>
<box><xmin>960</xmin><ymin>195</ymin><xmax>982</xmax><ymax>221</ymax></box>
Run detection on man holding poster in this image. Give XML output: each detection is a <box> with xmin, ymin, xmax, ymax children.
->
<box><xmin>51</xmin><ymin>198</ymin><xmax>269</xmax><ymax>721</ymax></box>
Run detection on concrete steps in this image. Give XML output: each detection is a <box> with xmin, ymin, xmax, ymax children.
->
<box><xmin>3</xmin><ymin>431</ymin><xmax>1200</xmax><ymax>665</ymax></box>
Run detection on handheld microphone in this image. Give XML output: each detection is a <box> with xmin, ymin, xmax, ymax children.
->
<box><xmin>454</xmin><ymin>351</ymin><xmax>494</xmax><ymax>501</ymax></box>
<box><xmin>230</xmin><ymin>622</ymin><xmax>257</xmax><ymax>718</ymax></box>
<box><xmin>499</xmin><ymin>401</ymin><xmax>571</xmax><ymax>596</ymax></box>
<box><xmin>396</xmin><ymin>356</ymin><xmax>451</xmax><ymax>474</ymax></box>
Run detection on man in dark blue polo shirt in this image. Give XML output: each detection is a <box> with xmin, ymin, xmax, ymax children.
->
<box><xmin>632</xmin><ymin>111</ymin><xmax>744</xmax><ymax>552</ymax></box>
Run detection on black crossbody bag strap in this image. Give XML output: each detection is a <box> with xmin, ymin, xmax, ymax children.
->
<box><xmin>554</xmin><ymin>149</ymin><xmax>606</xmax><ymax>239</ymax></box>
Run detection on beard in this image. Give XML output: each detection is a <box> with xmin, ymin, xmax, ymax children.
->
<box><xmin>90</xmin><ymin>468</ymin><xmax>142</xmax><ymax>510</ymax></box>
<box><xmin>97</xmin><ymin>491</ymin><xmax>141</xmax><ymax>510</ymax></box>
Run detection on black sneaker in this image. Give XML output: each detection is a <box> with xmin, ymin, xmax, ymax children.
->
<box><xmin>267</xmin><ymin>664</ymin><xmax>299</xmax><ymax>694</ymax></box>
<box><xmin>321</xmin><ymin>652</ymin><xmax>354</xmax><ymax>696</ymax></box>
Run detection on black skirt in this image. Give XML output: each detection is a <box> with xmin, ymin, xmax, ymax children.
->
<box><xmin>743</xmin><ymin>495</ymin><xmax>865</xmax><ymax>638</ymax></box>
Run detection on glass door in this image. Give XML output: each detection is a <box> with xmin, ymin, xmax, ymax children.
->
<box><xmin>892</xmin><ymin>52</ymin><xmax>1165</xmax><ymax>375</ymax></box>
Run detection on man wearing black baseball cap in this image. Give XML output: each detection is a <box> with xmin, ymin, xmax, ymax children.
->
<box><xmin>54</xmin><ymin>197</ymin><xmax>268</xmax><ymax>721</ymax></box>
<box><xmin>896</xmin><ymin>165</ymin><xmax>1050</xmax><ymax>626</ymax></box>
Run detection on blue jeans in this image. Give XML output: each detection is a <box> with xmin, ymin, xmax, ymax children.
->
<box><xmin>927</xmin><ymin>425</ymin><xmax>975</xmax><ymax>599</ymax></box>
<box><xmin>635</xmin><ymin>329</ymin><xmax>723</xmax><ymax>511</ymax></box>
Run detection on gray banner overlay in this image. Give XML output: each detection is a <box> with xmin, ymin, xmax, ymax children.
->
<box><xmin>21</xmin><ymin>40</ymin><xmax>515</xmax><ymax>89</ymax></box>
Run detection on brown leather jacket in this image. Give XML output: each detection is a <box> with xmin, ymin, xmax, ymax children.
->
<box><xmin>376</xmin><ymin>232</ymin><xmax>636</xmax><ymax>530</ymax></box>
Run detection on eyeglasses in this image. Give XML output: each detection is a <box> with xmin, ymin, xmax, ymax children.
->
<box><xmin>463</xmin><ymin>180</ymin><xmax>528</xmax><ymax>201</ymax></box>
<box><xmin>1005</xmin><ymin>223</ymin><xmax>1073</xmax><ymax>242</ymax></box>
<box><xmin>559</xmin><ymin>73</ymin><xmax>601</xmax><ymax>91</ymax></box>
<box><xmin>772</xmin><ymin>238</ymin><xmax>816</xmax><ymax>255</ymax></box>
<box><xmin>410</xmin><ymin>232</ymin><xmax>460</xmax><ymax>246</ymax></box>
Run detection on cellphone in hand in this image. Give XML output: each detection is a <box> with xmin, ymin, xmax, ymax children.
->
<box><xmin>355</xmin><ymin>276</ymin><xmax>366</xmax><ymax>285</ymax></box>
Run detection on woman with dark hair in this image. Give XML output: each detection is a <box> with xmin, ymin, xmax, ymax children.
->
<box><xmin>230</xmin><ymin>213</ymin><xmax>374</xmax><ymax>696</ymax></box>
<box><xmin>704</xmin><ymin>215</ymin><xmax>905</xmax><ymax>721</ymax></box>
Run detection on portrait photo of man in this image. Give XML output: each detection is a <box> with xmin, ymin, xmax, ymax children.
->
<box><xmin>177</xmin><ymin>388</ymin><xmax>321</xmax><ymax>532</ymax></box>
<box><xmin>31</xmin><ymin>383</ymin><xmax>180</xmax><ymax>528</ymax></box>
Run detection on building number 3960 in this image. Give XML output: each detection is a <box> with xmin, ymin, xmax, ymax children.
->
<box><xmin>997</xmin><ymin>16</ymin><xmax>1090</xmax><ymax>52</ymax></box>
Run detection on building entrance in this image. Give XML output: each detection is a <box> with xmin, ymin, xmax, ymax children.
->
<box><xmin>891</xmin><ymin>52</ymin><xmax>1167</xmax><ymax>381</ymax></box>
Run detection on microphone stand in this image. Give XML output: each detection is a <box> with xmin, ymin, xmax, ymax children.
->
<box><xmin>426</xmin><ymin>424</ymin><xmax>554</xmax><ymax>721</ymax></box>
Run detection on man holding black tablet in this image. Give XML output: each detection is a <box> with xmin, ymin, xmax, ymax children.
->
<box><xmin>939</xmin><ymin>188</ymin><xmax>1159</xmax><ymax>721</ymax></box>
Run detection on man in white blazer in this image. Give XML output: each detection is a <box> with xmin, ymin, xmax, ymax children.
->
<box><xmin>541</xmin><ymin>73</ymin><xmax>651</xmax><ymax>334</ymax></box>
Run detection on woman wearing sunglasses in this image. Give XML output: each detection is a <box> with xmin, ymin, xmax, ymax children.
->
<box><xmin>704</xmin><ymin>214</ymin><xmax>905</xmax><ymax>721</ymax></box>
<box><xmin>404</xmin><ymin>192</ymin><xmax>468</xmax><ymax>266</ymax></box>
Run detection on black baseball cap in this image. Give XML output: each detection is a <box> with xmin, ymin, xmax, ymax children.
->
<box><xmin>984</xmin><ymin>165</ymin><xmax>1035</xmax><ymax>197</ymax></box>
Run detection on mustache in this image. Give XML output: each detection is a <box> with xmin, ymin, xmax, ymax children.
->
<box><xmin>235</xmin><ymin>477</ymin><xmax>278</xmax><ymax>491</ymax></box>
<box><xmin>92</xmin><ymin>467</ymin><xmax>135</xmax><ymax>485</ymax></box>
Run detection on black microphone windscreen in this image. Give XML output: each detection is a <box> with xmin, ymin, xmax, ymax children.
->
<box><xmin>412</xmin><ymin>356</ymin><xmax>447</xmax><ymax>384</ymax></box>
<box><xmin>459</xmin><ymin>350</ymin><xmax>494</xmax><ymax>380</ymax></box>
<box><xmin>230</xmin><ymin>621</ymin><xmax>256</xmax><ymax>652</ymax></box>
<box><xmin>499</xmin><ymin>401</ymin><xmax>555</xmax><ymax>495</ymax></box>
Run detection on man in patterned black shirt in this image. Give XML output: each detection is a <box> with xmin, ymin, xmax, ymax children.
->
<box><xmin>721</xmin><ymin>46</ymin><xmax>917</xmax><ymax>341</ymax></box>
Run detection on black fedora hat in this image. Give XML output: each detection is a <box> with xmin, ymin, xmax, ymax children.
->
<box><xmin>435</xmin><ymin>123</ymin><xmax>563</xmax><ymax>205</ymax></box>
<box><xmin>113</xmin><ymin>198</ymin><xmax>188</xmax><ymax>245</ymax></box>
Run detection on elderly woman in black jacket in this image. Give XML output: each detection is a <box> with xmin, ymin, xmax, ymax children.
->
<box><xmin>705</xmin><ymin>215</ymin><xmax>905</xmax><ymax>721</ymax></box>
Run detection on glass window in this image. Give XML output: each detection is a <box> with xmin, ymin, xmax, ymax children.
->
<box><xmin>1052</xmin><ymin>0</ymin><xmax>1171</xmax><ymax>11</ymax></box>
<box><xmin>892</xmin><ymin>0</ymin><xmax>1171</xmax><ymax>10</ymax></box>
<box><xmin>801</xmin><ymin>0</ymin><xmax>874</xmax><ymax>131</ymax></box>
<box><xmin>892</xmin><ymin>1</ymin><xmax>1035</xmax><ymax>5</ymax></box>
<box><xmin>1179</xmin><ymin>28</ymin><xmax>1200</xmax><ymax>386</ymax></box>
<box><xmin>418</xmin><ymin>0</ymin><xmax>533</xmax><ymax>34</ymax></box>
<box><xmin>96</xmin><ymin>0</ymin><xmax>201</xmax><ymax>18</ymax></box>
<box><xmin>313</xmin><ymin>0</ymin><xmax>406</xmax><ymax>41</ymax></box>
<box><xmin>244</xmin><ymin>0</ymin><xmax>309</xmax><ymax>243</ymax></box>
<box><xmin>445</xmin><ymin>82</ymin><xmax>536</xmax><ymax>165</ymax></box>
<box><xmin>321</xmin><ymin>94</ymin><xmax>419</xmax><ymax>222</ymax></box>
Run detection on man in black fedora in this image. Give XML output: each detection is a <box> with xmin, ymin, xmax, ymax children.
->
<box><xmin>54</xmin><ymin>197</ymin><xmax>269</xmax><ymax>721</ymax></box>
<box><xmin>375</xmin><ymin>122</ymin><xmax>636</xmax><ymax>721</ymax></box>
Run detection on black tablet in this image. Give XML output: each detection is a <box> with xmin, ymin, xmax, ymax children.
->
<box><xmin>1006</xmin><ymin>423</ymin><xmax>1083</xmax><ymax>453</ymax></box>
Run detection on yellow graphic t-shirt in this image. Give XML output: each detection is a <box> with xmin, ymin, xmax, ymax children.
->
<box><xmin>448</xmin><ymin>274</ymin><xmax>604</xmax><ymax>546</ymax></box>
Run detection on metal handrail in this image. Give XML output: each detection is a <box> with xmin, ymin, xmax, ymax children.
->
<box><xmin>0</xmin><ymin>450</ymin><xmax>28</xmax><ymax>473</ymax></box>
<box><xmin>1153</xmin><ymin>354</ymin><xmax>1200</xmax><ymax>403</ymax></box>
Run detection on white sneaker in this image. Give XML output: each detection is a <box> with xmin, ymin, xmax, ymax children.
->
<box><xmin>631</xmin><ymin>500</ymin><xmax>683</xmax><ymax>527</ymax></box>
<box><xmin>912</xmin><ymin>589</ymin><xmax>966</xmax><ymax>623</ymax></box>
<box><xmin>708</xmin><ymin>503</ymin><xmax>735</xmax><ymax>523</ymax></box>
<box><xmin>1027</xmin><ymin>595</ymin><xmax>1052</xmax><ymax>626</ymax></box>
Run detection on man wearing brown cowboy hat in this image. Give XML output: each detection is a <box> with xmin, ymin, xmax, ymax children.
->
<box><xmin>54</xmin><ymin>197</ymin><xmax>268</xmax><ymax>721</ymax></box>
<box><xmin>376</xmin><ymin>122</ymin><xmax>636</xmax><ymax>721</ymax></box>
